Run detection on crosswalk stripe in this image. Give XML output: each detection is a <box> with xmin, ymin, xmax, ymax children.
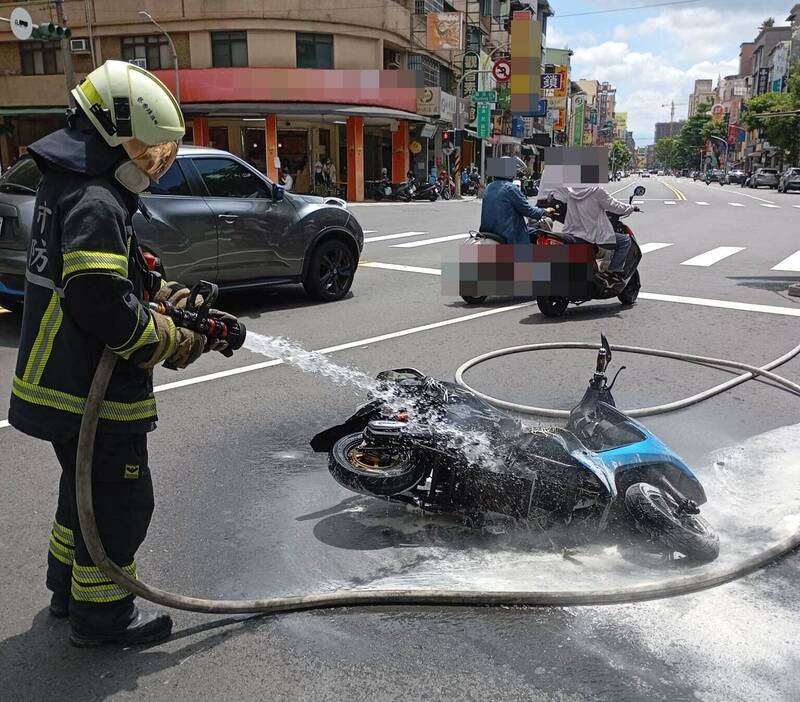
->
<box><xmin>760</xmin><ymin>203</ymin><xmax>781</xmax><ymax>208</ymax></box>
<box><xmin>365</xmin><ymin>231</ymin><xmax>427</xmax><ymax>243</ymax></box>
<box><xmin>771</xmin><ymin>251</ymin><xmax>800</xmax><ymax>272</ymax></box>
<box><xmin>639</xmin><ymin>242</ymin><xmax>674</xmax><ymax>254</ymax></box>
<box><xmin>392</xmin><ymin>233</ymin><xmax>470</xmax><ymax>248</ymax></box>
<box><xmin>794</xmin><ymin>205</ymin><xmax>800</xmax><ymax>209</ymax></box>
<box><xmin>728</xmin><ymin>202</ymin><xmax>745</xmax><ymax>207</ymax></box>
<box><xmin>681</xmin><ymin>246</ymin><xmax>745</xmax><ymax>267</ymax></box>
<box><xmin>695</xmin><ymin>201</ymin><xmax>710</xmax><ymax>206</ymax></box>
<box><xmin>360</xmin><ymin>262</ymin><xmax>441</xmax><ymax>275</ymax></box>
<box><xmin>664</xmin><ymin>200</ymin><xmax>676</xmax><ymax>205</ymax></box>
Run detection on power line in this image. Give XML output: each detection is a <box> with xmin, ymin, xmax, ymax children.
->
<box><xmin>556</xmin><ymin>0</ymin><xmax>700</xmax><ymax>18</ymax></box>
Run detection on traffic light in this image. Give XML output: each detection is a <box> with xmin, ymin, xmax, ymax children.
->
<box><xmin>442</xmin><ymin>130</ymin><xmax>453</xmax><ymax>145</ymax></box>
<box><xmin>31</xmin><ymin>22</ymin><xmax>71</xmax><ymax>41</ymax></box>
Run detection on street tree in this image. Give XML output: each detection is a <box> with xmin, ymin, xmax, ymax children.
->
<box><xmin>609</xmin><ymin>139</ymin><xmax>632</xmax><ymax>174</ymax></box>
<box><xmin>655</xmin><ymin>136</ymin><xmax>680</xmax><ymax>170</ymax></box>
<box><xmin>675</xmin><ymin>103</ymin><xmax>712</xmax><ymax>171</ymax></box>
<box><xmin>742</xmin><ymin>59</ymin><xmax>800</xmax><ymax>166</ymax></box>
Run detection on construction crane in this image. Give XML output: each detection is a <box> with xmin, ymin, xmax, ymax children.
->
<box><xmin>661</xmin><ymin>101</ymin><xmax>688</xmax><ymax>137</ymax></box>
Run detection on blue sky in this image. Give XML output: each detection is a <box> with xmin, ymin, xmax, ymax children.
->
<box><xmin>546</xmin><ymin>0</ymin><xmax>795</xmax><ymax>145</ymax></box>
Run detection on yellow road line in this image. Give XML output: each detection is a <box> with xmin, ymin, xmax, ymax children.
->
<box><xmin>658</xmin><ymin>177</ymin><xmax>686</xmax><ymax>201</ymax></box>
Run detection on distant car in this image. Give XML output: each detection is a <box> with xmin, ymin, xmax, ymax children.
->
<box><xmin>777</xmin><ymin>167</ymin><xmax>800</xmax><ymax>193</ymax></box>
<box><xmin>641</xmin><ymin>171</ymin><xmax>650</xmax><ymax>178</ymax></box>
<box><xmin>656</xmin><ymin>170</ymin><xmax>664</xmax><ymax>176</ymax></box>
<box><xmin>725</xmin><ymin>169</ymin><xmax>746</xmax><ymax>185</ymax></box>
<box><xmin>0</xmin><ymin>146</ymin><xmax>364</xmax><ymax>311</ymax></box>
<box><xmin>749</xmin><ymin>167</ymin><xmax>779</xmax><ymax>189</ymax></box>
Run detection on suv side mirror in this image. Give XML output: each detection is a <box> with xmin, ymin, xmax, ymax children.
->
<box><xmin>273</xmin><ymin>184</ymin><xmax>285</xmax><ymax>202</ymax></box>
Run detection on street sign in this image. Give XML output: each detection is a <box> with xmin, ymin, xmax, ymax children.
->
<box><xmin>442</xmin><ymin>144</ymin><xmax>455</xmax><ymax>156</ymax></box>
<box><xmin>711</xmin><ymin>103</ymin><xmax>725</xmax><ymax>121</ymax></box>
<box><xmin>10</xmin><ymin>7</ymin><xmax>33</xmax><ymax>40</ymax></box>
<box><xmin>471</xmin><ymin>90</ymin><xmax>497</xmax><ymax>103</ymax></box>
<box><xmin>492</xmin><ymin>59</ymin><xmax>511</xmax><ymax>82</ymax></box>
<box><xmin>476</xmin><ymin>103</ymin><xmax>491</xmax><ymax>139</ymax></box>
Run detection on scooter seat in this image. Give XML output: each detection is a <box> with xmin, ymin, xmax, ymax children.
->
<box><xmin>539</xmin><ymin>231</ymin><xmax>594</xmax><ymax>248</ymax></box>
<box><xmin>476</xmin><ymin>231</ymin><xmax>508</xmax><ymax>244</ymax></box>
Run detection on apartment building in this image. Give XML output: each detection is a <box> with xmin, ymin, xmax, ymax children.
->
<box><xmin>0</xmin><ymin>0</ymin><xmax>515</xmax><ymax>197</ymax></box>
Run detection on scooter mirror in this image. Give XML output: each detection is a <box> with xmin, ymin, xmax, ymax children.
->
<box><xmin>633</xmin><ymin>185</ymin><xmax>646</xmax><ymax>196</ymax></box>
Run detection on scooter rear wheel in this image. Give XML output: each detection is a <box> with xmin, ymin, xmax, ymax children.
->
<box><xmin>329</xmin><ymin>433</ymin><xmax>426</xmax><ymax>496</ymax></box>
<box><xmin>537</xmin><ymin>296</ymin><xmax>569</xmax><ymax>317</ymax></box>
<box><xmin>625</xmin><ymin>482</ymin><xmax>719</xmax><ymax>562</ymax></box>
<box><xmin>462</xmin><ymin>295</ymin><xmax>488</xmax><ymax>305</ymax></box>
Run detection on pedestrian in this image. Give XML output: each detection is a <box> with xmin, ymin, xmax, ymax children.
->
<box><xmin>314</xmin><ymin>157</ymin><xmax>325</xmax><ymax>192</ymax></box>
<box><xmin>281</xmin><ymin>166</ymin><xmax>293</xmax><ymax>191</ymax></box>
<box><xmin>9</xmin><ymin>60</ymin><xmax>236</xmax><ymax>647</ymax></box>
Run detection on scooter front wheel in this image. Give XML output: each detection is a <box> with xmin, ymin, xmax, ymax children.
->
<box><xmin>625</xmin><ymin>482</ymin><xmax>719</xmax><ymax>562</ymax></box>
<box><xmin>618</xmin><ymin>270</ymin><xmax>641</xmax><ymax>306</ymax></box>
<box><xmin>537</xmin><ymin>296</ymin><xmax>569</xmax><ymax>317</ymax></box>
<box><xmin>462</xmin><ymin>295</ymin><xmax>487</xmax><ymax>305</ymax></box>
<box><xmin>329</xmin><ymin>433</ymin><xmax>426</xmax><ymax>496</ymax></box>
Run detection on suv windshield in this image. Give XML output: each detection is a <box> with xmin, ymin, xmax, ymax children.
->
<box><xmin>0</xmin><ymin>157</ymin><xmax>41</xmax><ymax>193</ymax></box>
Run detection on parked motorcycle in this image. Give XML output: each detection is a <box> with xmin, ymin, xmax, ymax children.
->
<box><xmin>460</xmin><ymin>186</ymin><xmax>646</xmax><ymax>316</ymax></box>
<box><xmin>438</xmin><ymin>173</ymin><xmax>455</xmax><ymax>200</ymax></box>
<box><xmin>373</xmin><ymin>177</ymin><xmax>413</xmax><ymax>202</ymax></box>
<box><xmin>461</xmin><ymin>171</ymin><xmax>480</xmax><ymax>196</ymax></box>
<box><xmin>410</xmin><ymin>177</ymin><xmax>440</xmax><ymax>202</ymax></box>
<box><xmin>311</xmin><ymin>335</ymin><xmax>719</xmax><ymax>563</ymax></box>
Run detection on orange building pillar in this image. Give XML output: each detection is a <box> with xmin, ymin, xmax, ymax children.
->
<box><xmin>192</xmin><ymin>117</ymin><xmax>209</xmax><ymax>146</ymax></box>
<box><xmin>265</xmin><ymin>115</ymin><xmax>279</xmax><ymax>181</ymax></box>
<box><xmin>392</xmin><ymin>120</ymin><xmax>410</xmax><ymax>183</ymax></box>
<box><xmin>346</xmin><ymin>116</ymin><xmax>364</xmax><ymax>202</ymax></box>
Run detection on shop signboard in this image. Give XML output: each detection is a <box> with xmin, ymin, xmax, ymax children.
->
<box><xmin>477</xmin><ymin>103</ymin><xmax>491</xmax><ymax>139</ymax></box>
<box><xmin>462</xmin><ymin>51</ymin><xmax>480</xmax><ymax>99</ymax></box>
<box><xmin>426</xmin><ymin>12</ymin><xmax>463</xmax><ymax>51</ymax></box>
<box><xmin>416</xmin><ymin>87</ymin><xmax>459</xmax><ymax>122</ymax></box>
<box><xmin>572</xmin><ymin>96</ymin><xmax>585</xmax><ymax>146</ymax></box>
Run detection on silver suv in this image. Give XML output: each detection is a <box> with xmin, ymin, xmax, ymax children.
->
<box><xmin>777</xmin><ymin>167</ymin><xmax>800</xmax><ymax>193</ymax></box>
<box><xmin>749</xmin><ymin>168</ymin><xmax>779</xmax><ymax>189</ymax></box>
<box><xmin>0</xmin><ymin>146</ymin><xmax>364</xmax><ymax>311</ymax></box>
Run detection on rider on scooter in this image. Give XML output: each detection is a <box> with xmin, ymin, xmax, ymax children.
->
<box><xmin>546</xmin><ymin>184</ymin><xmax>639</xmax><ymax>289</ymax></box>
<box><xmin>480</xmin><ymin>157</ymin><xmax>555</xmax><ymax>245</ymax></box>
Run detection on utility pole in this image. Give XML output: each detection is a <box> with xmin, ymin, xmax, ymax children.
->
<box><xmin>54</xmin><ymin>0</ymin><xmax>76</xmax><ymax>106</ymax></box>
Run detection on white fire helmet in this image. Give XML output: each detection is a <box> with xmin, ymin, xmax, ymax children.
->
<box><xmin>71</xmin><ymin>59</ymin><xmax>185</xmax><ymax>148</ymax></box>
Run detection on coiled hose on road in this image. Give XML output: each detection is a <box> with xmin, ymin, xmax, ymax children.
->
<box><xmin>77</xmin><ymin>343</ymin><xmax>800</xmax><ymax>614</ymax></box>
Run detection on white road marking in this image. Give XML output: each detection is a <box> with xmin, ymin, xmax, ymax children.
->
<box><xmin>695</xmin><ymin>201</ymin><xmax>710</xmax><ymax>206</ymax></box>
<box><xmin>609</xmin><ymin>182</ymin><xmax>635</xmax><ymax>196</ymax></box>
<box><xmin>680</xmin><ymin>246</ymin><xmax>746</xmax><ymax>267</ymax></box>
<box><xmin>639</xmin><ymin>242</ymin><xmax>674</xmax><ymax>254</ymax></box>
<box><xmin>0</xmin><ymin>420</ymin><xmax>8</xmax><ymax>429</ymax></box>
<box><xmin>680</xmin><ymin>179</ymin><xmax>775</xmax><ymax>204</ymax></box>
<box><xmin>362</xmin><ymin>230</ymin><xmax>377</xmax><ymax>234</ymax></box>
<box><xmin>794</xmin><ymin>205</ymin><xmax>800</xmax><ymax>209</ymax></box>
<box><xmin>392</xmin><ymin>233</ymin><xmax>470</xmax><ymax>248</ymax></box>
<box><xmin>639</xmin><ymin>292</ymin><xmax>800</xmax><ymax>317</ymax></box>
<box><xmin>364</xmin><ymin>231</ymin><xmax>427</xmax><ymax>243</ymax></box>
<box><xmin>632</xmin><ymin>200</ymin><xmax>645</xmax><ymax>204</ymax></box>
<box><xmin>772</xmin><ymin>251</ymin><xmax>800</xmax><ymax>272</ymax></box>
<box><xmin>664</xmin><ymin>200</ymin><xmax>676</xmax><ymax>205</ymax></box>
<box><xmin>360</xmin><ymin>262</ymin><xmax>441</xmax><ymax>275</ymax></box>
<box><xmin>728</xmin><ymin>202</ymin><xmax>746</xmax><ymax>207</ymax></box>
<box><xmin>760</xmin><ymin>203</ymin><xmax>780</xmax><ymax>208</ymax></box>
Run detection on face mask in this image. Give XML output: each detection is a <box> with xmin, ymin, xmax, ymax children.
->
<box><xmin>125</xmin><ymin>140</ymin><xmax>179</xmax><ymax>182</ymax></box>
<box><xmin>114</xmin><ymin>159</ymin><xmax>151</xmax><ymax>193</ymax></box>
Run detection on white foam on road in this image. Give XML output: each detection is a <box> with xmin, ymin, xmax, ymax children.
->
<box><xmin>639</xmin><ymin>242</ymin><xmax>674</xmax><ymax>254</ymax></box>
<box><xmin>681</xmin><ymin>246</ymin><xmax>745</xmax><ymax>267</ymax></box>
<box><xmin>392</xmin><ymin>233</ymin><xmax>470</xmax><ymax>248</ymax></box>
<box><xmin>772</xmin><ymin>251</ymin><xmax>800</xmax><ymax>272</ymax></box>
<box><xmin>364</xmin><ymin>231</ymin><xmax>427</xmax><ymax>243</ymax></box>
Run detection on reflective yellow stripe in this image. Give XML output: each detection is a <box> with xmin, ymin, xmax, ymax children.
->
<box><xmin>72</xmin><ymin>562</ymin><xmax>136</xmax><ymax>602</ymax></box>
<box><xmin>53</xmin><ymin>520</ymin><xmax>75</xmax><ymax>547</ymax></box>
<box><xmin>78</xmin><ymin>78</ymin><xmax>106</xmax><ymax>109</ymax></box>
<box><xmin>49</xmin><ymin>534</ymin><xmax>75</xmax><ymax>566</ymax></box>
<box><xmin>62</xmin><ymin>250</ymin><xmax>128</xmax><ymax>279</ymax></box>
<box><xmin>116</xmin><ymin>311</ymin><xmax>158</xmax><ymax>360</ymax></box>
<box><xmin>22</xmin><ymin>291</ymin><xmax>63</xmax><ymax>384</ymax></box>
<box><xmin>12</xmin><ymin>375</ymin><xmax>157</xmax><ymax>422</ymax></box>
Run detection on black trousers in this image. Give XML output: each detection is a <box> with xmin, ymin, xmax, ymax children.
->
<box><xmin>46</xmin><ymin>432</ymin><xmax>154</xmax><ymax>629</ymax></box>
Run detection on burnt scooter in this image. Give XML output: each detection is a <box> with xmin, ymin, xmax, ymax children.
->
<box><xmin>373</xmin><ymin>171</ymin><xmax>414</xmax><ymax>202</ymax></box>
<box><xmin>311</xmin><ymin>335</ymin><xmax>719</xmax><ymax>562</ymax></box>
<box><xmin>410</xmin><ymin>173</ymin><xmax>440</xmax><ymax>202</ymax></box>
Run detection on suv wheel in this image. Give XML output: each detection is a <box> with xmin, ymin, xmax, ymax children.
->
<box><xmin>303</xmin><ymin>239</ymin><xmax>356</xmax><ymax>302</ymax></box>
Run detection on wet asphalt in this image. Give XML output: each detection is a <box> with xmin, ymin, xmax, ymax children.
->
<box><xmin>1</xmin><ymin>177</ymin><xmax>800</xmax><ymax>701</ymax></box>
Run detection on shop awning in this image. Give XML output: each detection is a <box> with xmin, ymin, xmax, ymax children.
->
<box><xmin>182</xmin><ymin>102</ymin><xmax>429</xmax><ymax>122</ymax></box>
<box><xmin>0</xmin><ymin>107</ymin><xmax>67</xmax><ymax>116</ymax></box>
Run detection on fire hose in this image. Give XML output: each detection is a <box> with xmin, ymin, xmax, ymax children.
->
<box><xmin>76</xmin><ymin>340</ymin><xmax>800</xmax><ymax>614</ymax></box>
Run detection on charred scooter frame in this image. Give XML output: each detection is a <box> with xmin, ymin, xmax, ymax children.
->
<box><xmin>311</xmin><ymin>334</ymin><xmax>719</xmax><ymax>562</ymax></box>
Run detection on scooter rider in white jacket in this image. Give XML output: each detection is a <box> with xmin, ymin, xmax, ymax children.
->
<box><xmin>546</xmin><ymin>185</ymin><xmax>639</xmax><ymax>288</ymax></box>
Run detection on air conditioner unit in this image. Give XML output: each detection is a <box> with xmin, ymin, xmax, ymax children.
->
<box><xmin>129</xmin><ymin>57</ymin><xmax>147</xmax><ymax>69</ymax></box>
<box><xmin>70</xmin><ymin>38</ymin><xmax>89</xmax><ymax>53</ymax></box>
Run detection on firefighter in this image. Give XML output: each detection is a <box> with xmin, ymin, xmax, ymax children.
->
<box><xmin>9</xmin><ymin>60</ymin><xmax>221</xmax><ymax>647</ymax></box>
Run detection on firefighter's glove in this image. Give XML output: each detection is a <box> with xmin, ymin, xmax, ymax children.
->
<box><xmin>139</xmin><ymin>312</ymin><xmax>205</xmax><ymax>370</ymax></box>
<box><xmin>203</xmin><ymin>310</ymin><xmax>237</xmax><ymax>354</ymax></box>
<box><xmin>154</xmin><ymin>281</ymin><xmax>203</xmax><ymax>310</ymax></box>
